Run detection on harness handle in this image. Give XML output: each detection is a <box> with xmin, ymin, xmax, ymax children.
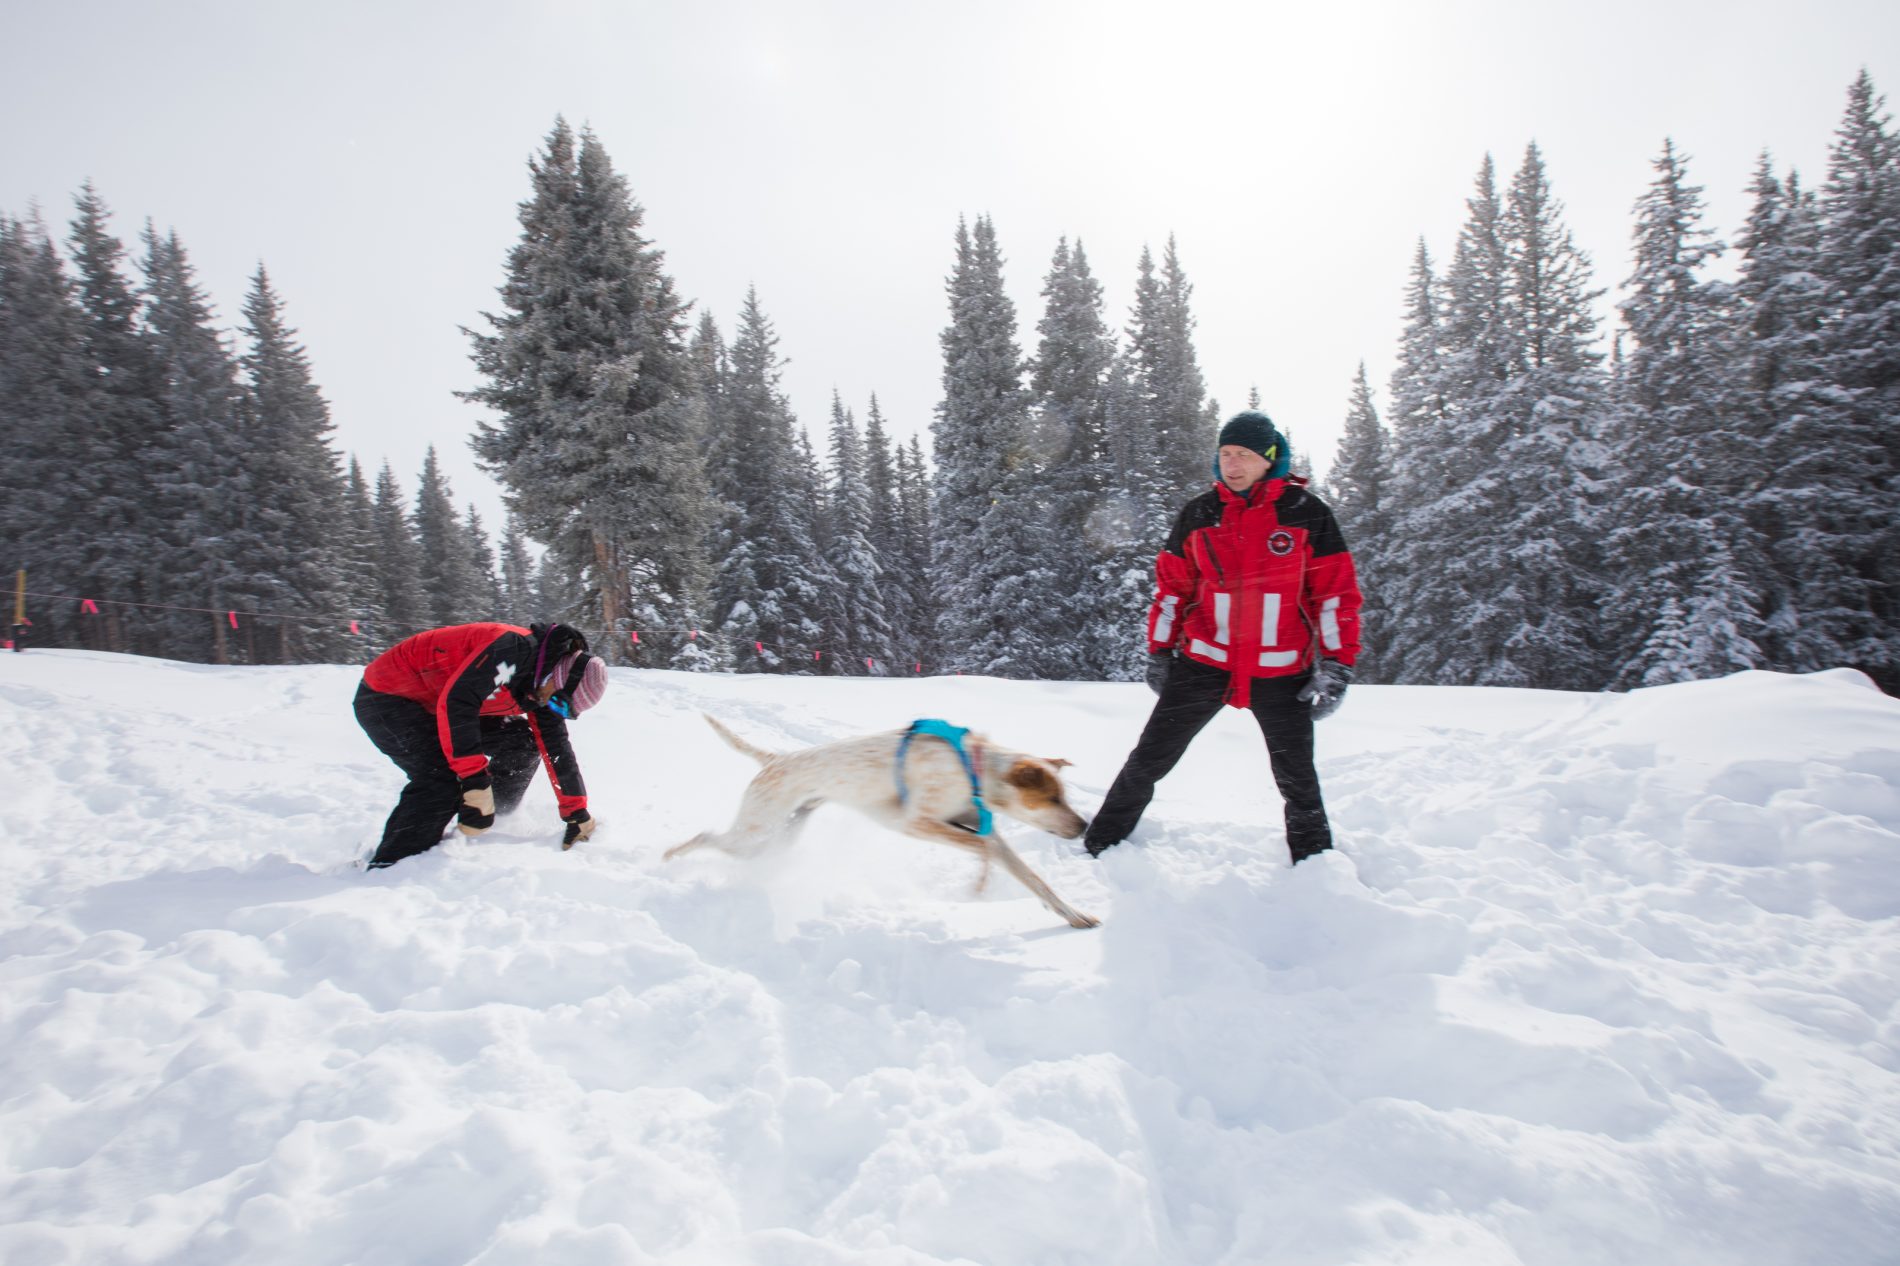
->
<box><xmin>895</xmin><ymin>718</ymin><xmax>992</xmax><ymax>835</ymax></box>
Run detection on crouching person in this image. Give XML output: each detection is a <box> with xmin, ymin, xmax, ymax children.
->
<box><xmin>354</xmin><ymin>621</ymin><xmax>608</xmax><ymax>869</ymax></box>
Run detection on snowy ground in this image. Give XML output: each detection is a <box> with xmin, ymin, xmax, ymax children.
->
<box><xmin>2</xmin><ymin>651</ymin><xmax>1898</xmax><ymax>1266</ymax></box>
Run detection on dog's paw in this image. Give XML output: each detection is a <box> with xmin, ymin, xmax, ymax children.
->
<box><xmin>1066</xmin><ymin>911</ymin><xmax>1102</xmax><ymax>929</ymax></box>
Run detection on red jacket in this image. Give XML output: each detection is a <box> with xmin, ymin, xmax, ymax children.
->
<box><xmin>1147</xmin><ymin>478</ymin><xmax>1363</xmax><ymax>707</ymax></box>
<box><xmin>362</xmin><ymin>623</ymin><xmax>588</xmax><ymax>817</ymax></box>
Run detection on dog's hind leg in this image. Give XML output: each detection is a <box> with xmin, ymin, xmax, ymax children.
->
<box><xmin>670</xmin><ymin>772</ymin><xmax>811</xmax><ymax>862</ymax></box>
<box><xmin>780</xmin><ymin>799</ymin><xmax>824</xmax><ymax>849</ymax></box>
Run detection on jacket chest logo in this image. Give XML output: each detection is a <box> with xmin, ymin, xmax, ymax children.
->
<box><xmin>490</xmin><ymin>660</ymin><xmax>515</xmax><ymax>700</ymax></box>
<box><xmin>1268</xmin><ymin>530</ymin><xmax>1295</xmax><ymax>556</ymax></box>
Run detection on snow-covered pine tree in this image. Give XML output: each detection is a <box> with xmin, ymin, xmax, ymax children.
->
<box><xmin>238</xmin><ymin>265</ymin><xmax>350</xmax><ymax>662</ymax></box>
<box><xmin>339</xmin><ymin>458</ymin><xmax>385</xmax><ymax>656</ymax></box>
<box><xmin>704</xmin><ymin>289</ymin><xmax>829</xmax><ymax>671</ymax></box>
<box><xmin>819</xmin><ymin>393</ymin><xmax>894</xmax><ymax>673</ymax></box>
<box><xmin>861</xmin><ymin>394</ymin><xmax>918</xmax><ymax>658</ymax></box>
<box><xmin>496</xmin><ymin>511</ymin><xmax>536</xmax><ymax>627</ymax></box>
<box><xmin>1811</xmin><ymin>71</ymin><xmax>1900</xmax><ymax>689</ymax></box>
<box><xmin>1127</xmin><ymin>237</ymin><xmax>1215</xmax><ymax>503</ymax></box>
<box><xmin>1382</xmin><ymin>148</ymin><xmax>1609</xmax><ymax>689</ymax></box>
<box><xmin>370</xmin><ymin>461</ymin><xmax>427</xmax><ymax>639</ymax></box>
<box><xmin>0</xmin><ymin>213</ymin><xmax>92</xmax><ymax>650</ymax></box>
<box><xmin>1483</xmin><ymin>144</ymin><xmax>1611</xmax><ymax>690</ymax></box>
<box><xmin>895</xmin><ymin>434</ymin><xmax>938</xmax><ymax>671</ymax></box>
<box><xmin>1733</xmin><ymin>155</ymin><xmax>1850</xmax><ymax>671</ymax></box>
<box><xmin>931</xmin><ymin>215</ymin><xmax>1048</xmax><ymax>677</ymax></box>
<box><xmin>1606</xmin><ymin>140</ymin><xmax>1766</xmax><ymax>687</ymax></box>
<box><xmin>464</xmin><ymin>503</ymin><xmax>503</xmax><ymax>618</ymax></box>
<box><xmin>1028</xmin><ymin>236</ymin><xmax>1120</xmax><ymax>679</ymax></box>
<box><xmin>1093</xmin><ymin>348</ymin><xmax>1151</xmax><ymax>680</ymax></box>
<box><xmin>140</xmin><ymin>224</ymin><xmax>259</xmax><ymax>663</ymax></box>
<box><xmin>1326</xmin><ymin>363</ymin><xmax>1395</xmax><ymax>681</ymax></box>
<box><xmin>1380</xmin><ymin>159</ymin><xmax>1511</xmax><ymax>686</ymax></box>
<box><xmin>66</xmin><ymin>186</ymin><xmax>166</xmax><ymax>655</ymax></box>
<box><xmin>466</xmin><ymin>120</ymin><xmax>713</xmax><ymax>665</ymax></box>
<box><xmin>413</xmin><ymin>446</ymin><xmax>488</xmax><ymax>626</ymax></box>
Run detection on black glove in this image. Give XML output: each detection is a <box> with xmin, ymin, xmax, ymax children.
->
<box><xmin>457</xmin><ymin>772</ymin><xmax>496</xmax><ymax>836</ymax></box>
<box><xmin>562</xmin><ymin>810</ymin><xmax>596</xmax><ymax>851</ymax></box>
<box><xmin>1145</xmin><ymin>649</ymin><xmax>1175</xmax><ymax>695</ymax></box>
<box><xmin>1296</xmin><ymin>659</ymin><xmax>1353</xmax><ymax>721</ymax></box>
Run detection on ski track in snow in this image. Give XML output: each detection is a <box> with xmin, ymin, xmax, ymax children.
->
<box><xmin>1</xmin><ymin>651</ymin><xmax>1898</xmax><ymax>1265</ymax></box>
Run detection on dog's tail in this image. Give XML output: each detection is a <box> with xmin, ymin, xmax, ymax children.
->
<box><xmin>703</xmin><ymin>713</ymin><xmax>778</xmax><ymax>766</ymax></box>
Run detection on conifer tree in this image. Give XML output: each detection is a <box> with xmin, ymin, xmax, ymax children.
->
<box><xmin>1029</xmin><ymin>236</ymin><xmax>1120</xmax><ymax>678</ymax></box>
<box><xmin>140</xmin><ymin>224</ymin><xmax>257</xmax><ymax>662</ymax></box>
<box><xmin>705</xmin><ymin>289</ymin><xmax>828</xmax><ymax>671</ymax></box>
<box><xmin>1326</xmin><ymin>363</ymin><xmax>1395</xmax><ymax>681</ymax></box>
<box><xmin>239</xmin><ymin>264</ymin><xmax>349</xmax><ymax>661</ymax></box>
<box><xmin>820</xmin><ymin>393</ymin><xmax>894</xmax><ymax>673</ymax></box>
<box><xmin>896</xmin><ymin>434</ymin><xmax>938</xmax><ymax>671</ymax></box>
<box><xmin>1124</xmin><ymin>239</ymin><xmax>1217</xmax><ymax>533</ymax></box>
<box><xmin>370</xmin><ymin>461</ymin><xmax>427</xmax><ymax>637</ymax></box>
<box><xmin>66</xmin><ymin>186</ymin><xmax>165</xmax><ymax>654</ymax></box>
<box><xmin>1382</xmin><ymin>148</ymin><xmax>1609</xmax><ymax>689</ymax></box>
<box><xmin>1606</xmin><ymin>141</ymin><xmax>1766</xmax><ymax>686</ymax></box>
<box><xmin>0</xmin><ymin>213</ymin><xmax>92</xmax><ymax>649</ymax></box>
<box><xmin>467</xmin><ymin>120</ymin><xmax>712</xmax><ymax>664</ymax></box>
<box><xmin>339</xmin><ymin>458</ymin><xmax>384</xmax><ymax>655</ymax></box>
<box><xmin>932</xmin><ymin>215</ymin><xmax>1042</xmax><ymax>676</ymax></box>
<box><xmin>1810</xmin><ymin>71</ymin><xmax>1900</xmax><ymax>687</ymax></box>
<box><xmin>497</xmin><ymin>511</ymin><xmax>536</xmax><ymax>626</ymax></box>
<box><xmin>414</xmin><ymin>446</ymin><xmax>489</xmax><ymax>626</ymax></box>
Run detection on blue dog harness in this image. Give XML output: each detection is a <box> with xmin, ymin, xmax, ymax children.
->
<box><xmin>895</xmin><ymin>718</ymin><xmax>992</xmax><ymax>835</ymax></box>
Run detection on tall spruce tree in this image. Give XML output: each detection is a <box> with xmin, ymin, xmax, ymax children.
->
<box><xmin>0</xmin><ymin>213</ymin><xmax>92</xmax><ymax>649</ymax></box>
<box><xmin>1606</xmin><ymin>141</ymin><xmax>1766</xmax><ymax>685</ymax></box>
<box><xmin>1029</xmin><ymin>236</ymin><xmax>1121</xmax><ymax>678</ymax></box>
<box><xmin>466</xmin><ymin>119</ymin><xmax>713</xmax><ymax>664</ymax></box>
<box><xmin>339</xmin><ymin>457</ymin><xmax>384</xmax><ymax>655</ymax></box>
<box><xmin>820</xmin><ymin>393</ymin><xmax>894</xmax><ymax>673</ymax></box>
<box><xmin>896</xmin><ymin>434</ymin><xmax>938</xmax><ymax>671</ymax></box>
<box><xmin>1811</xmin><ymin>71</ymin><xmax>1900</xmax><ymax>688</ymax></box>
<box><xmin>932</xmin><ymin>215</ymin><xmax>1046</xmax><ymax>676</ymax></box>
<box><xmin>1382</xmin><ymin>148</ymin><xmax>1609</xmax><ymax>689</ymax></box>
<box><xmin>370</xmin><ymin>461</ymin><xmax>427</xmax><ymax>638</ymax></box>
<box><xmin>66</xmin><ymin>186</ymin><xmax>165</xmax><ymax>654</ymax></box>
<box><xmin>414</xmin><ymin>446</ymin><xmax>489</xmax><ymax>626</ymax></box>
<box><xmin>705</xmin><ymin>289</ymin><xmax>829</xmax><ymax>671</ymax></box>
<box><xmin>1326</xmin><ymin>363</ymin><xmax>1394</xmax><ymax>681</ymax></box>
<box><xmin>239</xmin><ymin>264</ymin><xmax>350</xmax><ymax>661</ymax></box>
<box><xmin>140</xmin><ymin>224</ymin><xmax>257</xmax><ymax>663</ymax></box>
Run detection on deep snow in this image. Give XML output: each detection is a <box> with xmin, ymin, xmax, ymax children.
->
<box><xmin>2</xmin><ymin>651</ymin><xmax>1898</xmax><ymax>1265</ymax></box>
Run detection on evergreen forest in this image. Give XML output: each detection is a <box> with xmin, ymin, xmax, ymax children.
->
<box><xmin>2</xmin><ymin>74</ymin><xmax>1895</xmax><ymax>692</ymax></box>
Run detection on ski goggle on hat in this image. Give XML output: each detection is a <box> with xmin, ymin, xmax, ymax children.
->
<box><xmin>540</xmin><ymin>650</ymin><xmax>608</xmax><ymax>719</ymax></box>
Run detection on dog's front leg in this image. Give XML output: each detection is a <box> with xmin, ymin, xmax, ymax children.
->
<box><xmin>905</xmin><ymin>819</ymin><xmax>1099</xmax><ymax>930</ymax></box>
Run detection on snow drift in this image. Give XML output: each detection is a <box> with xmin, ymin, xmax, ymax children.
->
<box><xmin>1</xmin><ymin>651</ymin><xmax>1897</xmax><ymax>1265</ymax></box>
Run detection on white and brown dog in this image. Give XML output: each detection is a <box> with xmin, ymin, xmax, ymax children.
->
<box><xmin>665</xmin><ymin>716</ymin><xmax>1100</xmax><ymax>929</ymax></box>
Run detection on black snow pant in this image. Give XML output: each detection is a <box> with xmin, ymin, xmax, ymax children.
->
<box><xmin>354</xmin><ymin>682</ymin><xmax>544</xmax><ymax>869</ymax></box>
<box><xmin>1085</xmin><ymin>655</ymin><xmax>1333</xmax><ymax>863</ymax></box>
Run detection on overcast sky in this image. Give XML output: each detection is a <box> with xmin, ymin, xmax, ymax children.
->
<box><xmin>5</xmin><ymin>1</ymin><xmax>1896</xmax><ymax>530</ymax></box>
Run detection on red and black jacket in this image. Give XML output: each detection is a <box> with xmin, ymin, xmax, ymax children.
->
<box><xmin>1147</xmin><ymin>477</ymin><xmax>1363</xmax><ymax>708</ymax></box>
<box><xmin>361</xmin><ymin>623</ymin><xmax>588</xmax><ymax>817</ymax></box>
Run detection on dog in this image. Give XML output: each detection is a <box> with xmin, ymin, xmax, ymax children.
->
<box><xmin>664</xmin><ymin>715</ymin><xmax>1100</xmax><ymax>929</ymax></box>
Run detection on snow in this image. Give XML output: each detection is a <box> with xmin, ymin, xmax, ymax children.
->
<box><xmin>3</xmin><ymin>651</ymin><xmax>1899</xmax><ymax>1265</ymax></box>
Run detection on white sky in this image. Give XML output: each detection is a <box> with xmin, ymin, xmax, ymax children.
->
<box><xmin>5</xmin><ymin>0</ymin><xmax>1896</xmax><ymax>530</ymax></box>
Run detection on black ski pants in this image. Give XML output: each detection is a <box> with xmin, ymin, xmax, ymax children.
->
<box><xmin>354</xmin><ymin>682</ymin><xmax>544</xmax><ymax>868</ymax></box>
<box><xmin>1086</xmin><ymin>655</ymin><xmax>1333</xmax><ymax>863</ymax></box>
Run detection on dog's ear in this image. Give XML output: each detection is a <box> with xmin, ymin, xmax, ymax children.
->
<box><xmin>1004</xmin><ymin>759</ymin><xmax>1058</xmax><ymax>797</ymax></box>
<box><xmin>1045</xmin><ymin>757</ymin><xmax>1073</xmax><ymax>770</ymax></box>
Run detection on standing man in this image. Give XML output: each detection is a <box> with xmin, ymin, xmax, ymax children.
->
<box><xmin>354</xmin><ymin>621</ymin><xmax>608</xmax><ymax>869</ymax></box>
<box><xmin>1084</xmin><ymin>411</ymin><xmax>1362</xmax><ymax>864</ymax></box>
